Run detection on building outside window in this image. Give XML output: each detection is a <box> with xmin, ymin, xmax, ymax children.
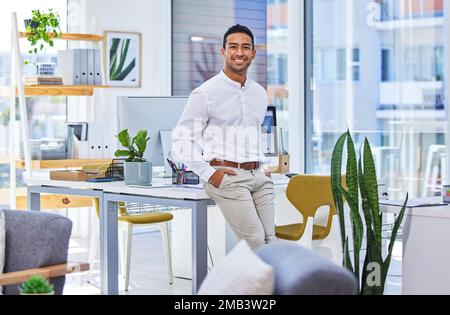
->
<box><xmin>306</xmin><ymin>0</ymin><xmax>446</xmax><ymax>199</ymax></box>
<box><xmin>172</xmin><ymin>0</ymin><xmax>290</xmax><ymax>153</ymax></box>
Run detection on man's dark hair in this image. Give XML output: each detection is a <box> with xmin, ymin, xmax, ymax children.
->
<box><xmin>222</xmin><ymin>24</ymin><xmax>255</xmax><ymax>49</ymax></box>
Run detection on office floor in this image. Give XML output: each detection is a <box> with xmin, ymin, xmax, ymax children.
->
<box><xmin>64</xmin><ymin>230</ymin><xmax>403</xmax><ymax>295</ymax></box>
<box><xmin>64</xmin><ymin>231</ymin><xmax>192</xmax><ymax>295</ymax></box>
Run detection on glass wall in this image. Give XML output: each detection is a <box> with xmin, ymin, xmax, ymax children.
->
<box><xmin>0</xmin><ymin>1</ymin><xmax>67</xmax><ymax>206</ymax></box>
<box><xmin>172</xmin><ymin>0</ymin><xmax>289</xmax><ymax>152</ymax></box>
<box><xmin>306</xmin><ymin>0</ymin><xmax>446</xmax><ymax>199</ymax></box>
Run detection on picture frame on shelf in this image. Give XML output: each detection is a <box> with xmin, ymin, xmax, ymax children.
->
<box><xmin>104</xmin><ymin>31</ymin><xmax>141</xmax><ymax>87</ymax></box>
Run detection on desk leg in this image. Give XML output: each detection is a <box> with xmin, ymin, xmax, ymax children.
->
<box><xmin>100</xmin><ymin>197</ymin><xmax>119</xmax><ymax>295</ymax></box>
<box><xmin>27</xmin><ymin>188</ymin><xmax>40</xmax><ymax>211</ymax></box>
<box><xmin>192</xmin><ymin>200</ymin><xmax>208</xmax><ymax>294</ymax></box>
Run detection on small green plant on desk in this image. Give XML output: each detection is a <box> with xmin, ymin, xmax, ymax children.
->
<box><xmin>19</xmin><ymin>275</ymin><xmax>55</xmax><ymax>295</ymax></box>
<box><xmin>114</xmin><ymin>129</ymin><xmax>149</xmax><ymax>162</ymax></box>
<box><xmin>115</xmin><ymin>129</ymin><xmax>152</xmax><ymax>186</ymax></box>
<box><xmin>24</xmin><ymin>8</ymin><xmax>62</xmax><ymax>65</ymax></box>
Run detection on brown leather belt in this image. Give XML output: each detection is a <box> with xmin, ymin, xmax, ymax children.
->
<box><xmin>210</xmin><ymin>160</ymin><xmax>260</xmax><ymax>170</ymax></box>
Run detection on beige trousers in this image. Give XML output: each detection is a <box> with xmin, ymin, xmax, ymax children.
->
<box><xmin>204</xmin><ymin>166</ymin><xmax>275</xmax><ymax>250</ymax></box>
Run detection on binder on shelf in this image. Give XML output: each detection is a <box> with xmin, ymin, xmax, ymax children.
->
<box><xmin>87</xmin><ymin>121</ymin><xmax>103</xmax><ymax>159</ymax></box>
<box><xmin>57</xmin><ymin>49</ymin><xmax>81</xmax><ymax>85</ymax></box>
<box><xmin>87</xmin><ymin>49</ymin><xmax>95</xmax><ymax>85</ymax></box>
<box><xmin>94</xmin><ymin>49</ymin><xmax>103</xmax><ymax>85</ymax></box>
<box><xmin>74</xmin><ymin>49</ymin><xmax>81</xmax><ymax>85</ymax></box>
<box><xmin>80</xmin><ymin>49</ymin><xmax>88</xmax><ymax>85</ymax></box>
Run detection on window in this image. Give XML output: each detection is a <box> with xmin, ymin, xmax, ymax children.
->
<box><xmin>316</xmin><ymin>48</ymin><xmax>359</xmax><ymax>82</ymax></box>
<box><xmin>306</xmin><ymin>0</ymin><xmax>446</xmax><ymax>200</ymax></box>
<box><xmin>0</xmin><ymin>1</ymin><xmax>67</xmax><ymax>205</ymax></box>
<box><xmin>172</xmin><ymin>0</ymin><xmax>290</xmax><ymax>152</ymax></box>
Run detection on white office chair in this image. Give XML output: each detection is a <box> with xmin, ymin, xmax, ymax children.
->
<box><xmin>88</xmin><ymin>199</ymin><xmax>173</xmax><ymax>291</ymax></box>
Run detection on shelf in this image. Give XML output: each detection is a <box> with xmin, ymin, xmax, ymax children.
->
<box><xmin>16</xmin><ymin>194</ymin><xmax>94</xmax><ymax>210</ymax></box>
<box><xmin>16</xmin><ymin>158</ymin><xmax>113</xmax><ymax>169</ymax></box>
<box><xmin>21</xmin><ymin>85</ymin><xmax>109</xmax><ymax>96</ymax></box>
<box><xmin>19</xmin><ymin>32</ymin><xmax>104</xmax><ymax>41</ymax></box>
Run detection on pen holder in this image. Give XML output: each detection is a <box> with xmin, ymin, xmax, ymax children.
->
<box><xmin>443</xmin><ymin>185</ymin><xmax>450</xmax><ymax>204</ymax></box>
<box><xmin>172</xmin><ymin>170</ymin><xmax>200</xmax><ymax>185</ymax></box>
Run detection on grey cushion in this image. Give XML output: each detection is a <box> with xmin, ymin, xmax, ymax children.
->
<box><xmin>2</xmin><ymin>209</ymin><xmax>72</xmax><ymax>295</ymax></box>
<box><xmin>256</xmin><ymin>242</ymin><xmax>357</xmax><ymax>295</ymax></box>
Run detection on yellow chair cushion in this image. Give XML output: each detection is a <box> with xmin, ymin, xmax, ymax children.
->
<box><xmin>275</xmin><ymin>223</ymin><xmax>328</xmax><ymax>241</ymax></box>
<box><xmin>118</xmin><ymin>212</ymin><xmax>173</xmax><ymax>224</ymax></box>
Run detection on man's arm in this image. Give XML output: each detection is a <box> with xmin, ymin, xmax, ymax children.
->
<box><xmin>171</xmin><ymin>89</ymin><xmax>217</xmax><ymax>182</ymax></box>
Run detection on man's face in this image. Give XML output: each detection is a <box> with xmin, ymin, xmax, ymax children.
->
<box><xmin>221</xmin><ymin>32</ymin><xmax>256</xmax><ymax>74</ymax></box>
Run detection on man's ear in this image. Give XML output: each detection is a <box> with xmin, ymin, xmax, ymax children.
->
<box><xmin>220</xmin><ymin>47</ymin><xmax>225</xmax><ymax>56</ymax></box>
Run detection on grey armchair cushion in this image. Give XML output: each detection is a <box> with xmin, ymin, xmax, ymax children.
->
<box><xmin>256</xmin><ymin>242</ymin><xmax>357</xmax><ymax>295</ymax></box>
<box><xmin>2</xmin><ymin>209</ymin><xmax>72</xmax><ymax>295</ymax></box>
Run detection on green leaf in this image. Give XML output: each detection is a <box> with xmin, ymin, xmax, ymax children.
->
<box><xmin>363</xmin><ymin>138</ymin><xmax>382</xmax><ymax>248</ymax></box>
<box><xmin>117</xmin><ymin>129</ymin><xmax>130</xmax><ymax>147</ymax></box>
<box><xmin>331</xmin><ymin>132</ymin><xmax>347</xmax><ymax>252</ymax></box>
<box><xmin>358</xmin><ymin>150</ymin><xmax>372</xmax><ymax>229</ymax></box>
<box><xmin>133</xmin><ymin>129</ymin><xmax>149</xmax><ymax>157</ymax></box>
<box><xmin>114</xmin><ymin>150</ymin><xmax>131</xmax><ymax>157</ymax></box>
<box><xmin>343</xmin><ymin>237</ymin><xmax>354</xmax><ymax>274</ymax></box>
<box><xmin>382</xmin><ymin>193</ymin><xmax>408</xmax><ymax>288</ymax></box>
<box><xmin>346</xmin><ymin>130</ymin><xmax>358</xmax><ymax>209</ymax></box>
<box><xmin>341</xmin><ymin>186</ymin><xmax>363</xmax><ymax>285</ymax></box>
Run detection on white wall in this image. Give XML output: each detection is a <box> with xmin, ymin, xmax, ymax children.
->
<box><xmin>67</xmin><ymin>0</ymin><xmax>171</xmax><ymax>156</ymax></box>
<box><xmin>64</xmin><ymin>0</ymin><xmax>171</xmax><ymax>237</ymax></box>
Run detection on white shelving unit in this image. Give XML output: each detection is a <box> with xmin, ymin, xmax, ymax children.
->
<box><xmin>9</xmin><ymin>12</ymin><xmax>109</xmax><ymax>208</ymax></box>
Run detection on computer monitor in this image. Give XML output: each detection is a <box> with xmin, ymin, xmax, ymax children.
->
<box><xmin>117</xmin><ymin>96</ymin><xmax>188</xmax><ymax>173</ymax></box>
<box><xmin>262</xmin><ymin>106</ymin><xmax>278</xmax><ymax>157</ymax></box>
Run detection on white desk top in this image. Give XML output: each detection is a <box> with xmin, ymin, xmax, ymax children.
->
<box><xmin>27</xmin><ymin>173</ymin><xmax>290</xmax><ymax>201</ymax></box>
<box><xmin>380</xmin><ymin>196</ymin><xmax>450</xmax><ymax>218</ymax></box>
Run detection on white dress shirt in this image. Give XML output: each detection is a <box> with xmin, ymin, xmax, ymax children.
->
<box><xmin>171</xmin><ymin>71</ymin><xmax>268</xmax><ymax>182</ymax></box>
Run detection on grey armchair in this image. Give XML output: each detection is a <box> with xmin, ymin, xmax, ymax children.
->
<box><xmin>256</xmin><ymin>242</ymin><xmax>357</xmax><ymax>295</ymax></box>
<box><xmin>0</xmin><ymin>209</ymin><xmax>87</xmax><ymax>295</ymax></box>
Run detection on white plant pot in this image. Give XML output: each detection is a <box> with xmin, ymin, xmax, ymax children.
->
<box><xmin>124</xmin><ymin>161</ymin><xmax>152</xmax><ymax>186</ymax></box>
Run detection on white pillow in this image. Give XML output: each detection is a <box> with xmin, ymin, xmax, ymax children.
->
<box><xmin>198</xmin><ymin>240</ymin><xmax>274</xmax><ymax>295</ymax></box>
<box><xmin>0</xmin><ymin>209</ymin><xmax>5</xmax><ymax>294</ymax></box>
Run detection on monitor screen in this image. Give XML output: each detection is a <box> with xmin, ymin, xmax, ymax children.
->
<box><xmin>117</xmin><ymin>96</ymin><xmax>188</xmax><ymax>168</ymax></box>
<box><xmin>261</xmin><ymin>106</ymin><xmax>278</xmax><ymax>157</ymax></box>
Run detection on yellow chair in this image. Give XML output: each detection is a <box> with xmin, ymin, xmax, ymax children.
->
<box><xmin>90</xmin><ymin>199</ymin><xmax>174</xmax><ymax>291</ymax></box>
<box><xmin>275</xmin><ymin>175</ymin><xmax>342</xmax><ymax>264</ymax></box>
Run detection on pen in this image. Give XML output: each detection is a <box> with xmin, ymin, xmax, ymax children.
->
<box><xmin>167</xmin><ymin>159</ymin><xmax>179</xmax><ymax>174</ymax></box>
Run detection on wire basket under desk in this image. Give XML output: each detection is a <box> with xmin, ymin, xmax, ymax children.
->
<box><xmin>120</xmin><ymin>202</ymin><xmax>181</xmax><ymax>215</ymax></box>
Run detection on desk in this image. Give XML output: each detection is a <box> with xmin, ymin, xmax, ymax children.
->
<box><xmin>27</xmin><ymin>178</ymin><xmax>213</xmax><ymax>295</ymax></box>
<box><xmin>380</xmin><ymin>196</ymin><xmax>450</xmax><ymax>294</ymax></box>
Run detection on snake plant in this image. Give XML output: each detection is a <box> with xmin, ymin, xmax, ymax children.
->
<box><xmin>331</xmin><ymin>130</ymin><xmax>407</xmax><ymax>294</ymax></box>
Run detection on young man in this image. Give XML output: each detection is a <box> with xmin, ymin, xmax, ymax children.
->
<box><xmin>172</xmin><ymin>24</ymin><xmax>274</xmax><ymax>250</ymax></box>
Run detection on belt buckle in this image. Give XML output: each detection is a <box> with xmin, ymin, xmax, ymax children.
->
<box><xmin>237</xmin><ymin>162</ymin><xmax>241</xmax><ymax>170</ymax></box>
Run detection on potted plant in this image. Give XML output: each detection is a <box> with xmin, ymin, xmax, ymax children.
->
<box><xmin>114</xmin><ymin>129</ymin><xmax>152</xmax><ymax>186</ymax></box>
<box><xmin>19</xmin><ymin>275</ymin><xmax>55</xmax><ymax>295</ymax></box>
<box><xmin>331</xmin><ymin>130</ymin><xmax>407</xmax><ymax>295</ymax></box>
<box><xmin>24</xmin><ymin>8</ymin><xmax>62</xmax><ymax>65</ymax></box>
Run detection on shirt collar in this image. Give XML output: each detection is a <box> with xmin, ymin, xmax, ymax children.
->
<box><xmin>220</xmin><ymin>70</ymin><xmax>249</xmax><ymax>89</ymax></box>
